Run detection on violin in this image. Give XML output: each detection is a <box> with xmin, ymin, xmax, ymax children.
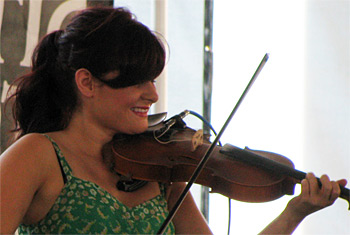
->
<box><xmin>105</xmin><ymin>53</ymin><xmax>348</xmax><ymax>234</ymax></box>
<box><xmin>102</xmin><ymin>115</ymin><xmax>350</xmax><ymax>205</ymax></box>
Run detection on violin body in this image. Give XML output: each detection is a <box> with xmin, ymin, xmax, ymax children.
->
<box><xmin>103</xmin><ymin>126</ymin><xmax>299</xmax><ymax>203</ymax></box>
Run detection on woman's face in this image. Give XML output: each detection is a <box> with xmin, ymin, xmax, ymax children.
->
<box><xmin>92</xmin><ymin>72</ymin><xmax>159</xmax><ymax>135</ymax></box>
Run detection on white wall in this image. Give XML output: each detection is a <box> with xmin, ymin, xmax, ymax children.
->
<box><xmin>303</xmin><ymin>1</ymin><xmax>350</xmax><ymax>234</ymax></box>
<box><xmin>210</xmin><ymin>0</ymin><xmax>350</xmax><ymax>234</ymax></box>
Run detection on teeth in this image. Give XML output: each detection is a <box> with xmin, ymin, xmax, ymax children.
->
<box><xmin>132</xmin><ymin>108</ymin><xmax>148</xmax><ymax>113</ymax></box>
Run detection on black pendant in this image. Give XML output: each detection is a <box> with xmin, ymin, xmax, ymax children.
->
<box><xmin>116</xmin><ymin>175</ymin><xmax>148</xmax><ymax>192</ymax></box>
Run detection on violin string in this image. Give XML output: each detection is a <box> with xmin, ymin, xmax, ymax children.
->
<box><xmin>152</xmin><ymin>130</ymin><xmax>189</xmax><ymax>145</ymax></box>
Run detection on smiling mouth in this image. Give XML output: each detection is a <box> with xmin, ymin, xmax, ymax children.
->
<box><xmin>131</xmin><ymin>107</ymin><xmax>149</xmax><ymax>117</ymax></box>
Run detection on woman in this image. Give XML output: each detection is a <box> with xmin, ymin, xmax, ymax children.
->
<box><xmin>0</xmin><ymin>7</ymin><xmax>346</xmax><ymax>234</ymax></box>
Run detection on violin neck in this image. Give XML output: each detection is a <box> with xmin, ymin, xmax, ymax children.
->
<box><xmin>220</xmin><ymin>144</ymin><xmax>350</xmax><ymax>209</ymax></box>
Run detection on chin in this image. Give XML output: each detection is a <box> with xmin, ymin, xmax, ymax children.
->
<box><xmin>129</xmin><ymin>125</ymin><xmax>148</xmax><ymax>135</ymax></box>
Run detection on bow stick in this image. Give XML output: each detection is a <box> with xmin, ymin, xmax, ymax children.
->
<box><xmin>157</xmin><ymin>53</ymin><xmax>270</xmax><ymax>234</ymax></box>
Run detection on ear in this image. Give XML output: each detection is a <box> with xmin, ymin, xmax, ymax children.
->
<box><xmin>75</xmin><ymin>68</ymin><xmax>95</xmax><ymax>97</ymax></box>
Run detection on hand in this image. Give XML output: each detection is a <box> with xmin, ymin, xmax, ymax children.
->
<box><xmin>286</xmin><ymin>172</ymin><xmax>347</xmax><ymax>220</ymax></box>
<box><xmin>259</xmin><ymin>173</ymin><xmax>347</xmax><ymax>235</ymax></box>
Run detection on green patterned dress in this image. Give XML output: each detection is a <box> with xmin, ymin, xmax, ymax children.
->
<box><xmin>18</xmin><ymin>135</ymin><xmax>175</xmax><ymax>234</ymax></box>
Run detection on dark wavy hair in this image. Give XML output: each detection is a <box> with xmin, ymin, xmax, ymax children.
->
<box><xmin>6</xmin><ymin>7</ymin><xmax>166</xmax><ymax>140</ymax></box>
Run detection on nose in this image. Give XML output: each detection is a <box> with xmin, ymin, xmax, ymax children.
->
<box><xmin>142</xmin><ymin>80</ymin><xmax>159</xmax><ymax>103</ymax></box>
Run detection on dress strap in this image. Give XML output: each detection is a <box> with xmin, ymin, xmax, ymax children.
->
<box><xmin>159</xmin><ymin>183</ymin><xmax>167</xmax><ymax>197</ymax></box>
<box><xmin>43</xmin><ymin>134</ymin><xmax>73</xmax><ymax>183</ymax></box>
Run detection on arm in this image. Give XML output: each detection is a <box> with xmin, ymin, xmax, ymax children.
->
<box><xmin>167</xmin><ymin>182</ymin><xmax>213</xmax><ymax>235</ymax></box>
<box><xmin>0</xmin><ymin>134</ymin><xmax>51</xmax><ymax>233</ymax></box>
<box><xmin>259</xmin><ymin>172</ymin><xmax>347</xmax><ymax>234</ymax></box>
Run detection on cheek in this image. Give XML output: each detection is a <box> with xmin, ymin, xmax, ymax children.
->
<box><xmin>98</xmin><ymin>92</ymin><xmax>135</xmax><ymax>124</ymax></box>
<box><xmin>101</xmin><ymin>89</ymin><xmax>132</xmax><ymax>108</ymax></box>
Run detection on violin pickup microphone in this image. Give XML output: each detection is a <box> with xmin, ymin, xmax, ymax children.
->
<box><xmin>164</xmin><ymin>110</ymin><xmax>190</xmax><ymax>129</ymax></box>
<box><xmin>179</xmin><ymin>110</ymin><xmax>190</xmax><ymax>119</ymax></box>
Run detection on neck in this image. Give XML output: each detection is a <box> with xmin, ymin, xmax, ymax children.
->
<box><xmin>59</xmin><ymin>113</ymin><xmax>115</xmax><ymax>160</ymax></box>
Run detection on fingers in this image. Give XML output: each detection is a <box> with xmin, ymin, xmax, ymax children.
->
<box><xmin>319</xmin><ymin>174</ymin><xmax>339</xmax><ymax>202</ymax></box>
<box><xmin>300</xmin><ymin>177</ymin><xmax>310</xmax><ymax>197</ymax></box>
<box><xmin>337</xmin><ymin>179</ymin><xmax>348</xmax><ymax>187</ymax></box>
<box><xmin>305</xmin><ymin>172</ymin><xmax>319</xmax><ymax>196</ymax></box>
<box><xmin>304</xmin><ymin>172</ymin><xmax>341</xmax><ymax>206</ymax></box>
<box><xmin>287</xmin><ymin>172</ymin><xmax>344</xmax><ymax>219</ymax></box>
<box><xmin>329</xmin><ymin>180</ymin><xmax>341</xmax><ymax>202</ymax></box>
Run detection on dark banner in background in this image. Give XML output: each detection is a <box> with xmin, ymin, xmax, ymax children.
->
<box><xmin>0</xmin><ymin>0</ymin><xmax>113</xmax><ymax>153</ymax></box>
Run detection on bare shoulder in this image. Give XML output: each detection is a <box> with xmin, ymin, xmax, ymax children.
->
<box><xmin>166</xmin><ymin>182</ymin><xmax>212</xmax><ymax>234</ymax></box>
<box><xmin>2</xmin><ymin>133</ymin><xmax>53</xmax><ymax>156</ymax></box>
<box><xmin>0</xmin><ymin>133</ymin><xmax>57</xmax><ymax>184</ymax></box>
<box><xmin>165</xmin><ymin>182</ymin><xmax>187</xmax><ymax>204</ymax></box>
<box><xmin>3</xmin><ymin>133</ymin><xmax>53</xmax><ymax>153</ymax></box>
<box><xmin>0</xmin><ymin>133</ymin><xmax>59</xmax><ymax>233</ymax></box>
